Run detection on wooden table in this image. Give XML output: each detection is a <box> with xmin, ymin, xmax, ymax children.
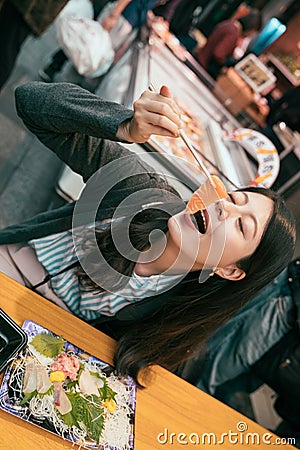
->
<box><xmin>0</xmin><ymin>273</ymin><xmax>296</xmax><ymax>449</ymax></box>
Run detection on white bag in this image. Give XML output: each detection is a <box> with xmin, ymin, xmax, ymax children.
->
<box><xmin>56</xmin><ymin>17</ymin><xmax>115</xmax><ymax>78</ymax></box>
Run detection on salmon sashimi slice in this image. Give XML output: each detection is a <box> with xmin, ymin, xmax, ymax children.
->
<box><xmin>187</xmin><ymin>175</ymin><xmax>228</xmax><ymax>214</ymax></box>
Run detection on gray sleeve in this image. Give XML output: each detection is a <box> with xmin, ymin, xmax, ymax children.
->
<box><xmin>15</xmin><ymin>82</ymin><xmax>135</xmax><ymax>182</ymax></box>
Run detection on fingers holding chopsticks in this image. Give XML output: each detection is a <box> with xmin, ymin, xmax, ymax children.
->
<box><xmin>117</xmin><ymin>85</ymin><xmax>182</xmax><ymax>143</ymax></box>
<box><xmin>149</xmin><ymin>84</ymin><xmax>215</xmax><ymax>187</ymax></box>
<box><xmin>149</xmin><ymin>83</ymin><xmax>182</xmax><ymax>121</ymax></box>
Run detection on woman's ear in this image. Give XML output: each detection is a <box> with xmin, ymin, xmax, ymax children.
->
<box><xmin>215</xmin><ymin>265</ymin><xmax>246</xmax><ymax>281</ymax></box>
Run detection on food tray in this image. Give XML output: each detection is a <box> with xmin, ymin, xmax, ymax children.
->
<box><xmin>0</xmin><ymin>320</ymin><xmax>136</xmax><ymax>449</ymax></box>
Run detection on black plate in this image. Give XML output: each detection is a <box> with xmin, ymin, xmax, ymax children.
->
<box><xmin>0</xmin><ymin>309</ymin><xmax>28</xmax><ymax>372</ymax></box>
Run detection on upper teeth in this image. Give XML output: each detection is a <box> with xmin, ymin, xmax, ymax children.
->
<box><xmin>200</xmin><ymin>210</ymin><xmax>206</xmax><ymax>231</ymax></box>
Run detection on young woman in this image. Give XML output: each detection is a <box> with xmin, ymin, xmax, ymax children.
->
<box><xmin>0</xmin><ymin>81</ymin><xmax>296</xmax><ymax>381</ymax></box>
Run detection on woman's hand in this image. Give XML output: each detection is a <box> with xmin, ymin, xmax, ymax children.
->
<box><xmin>101</xmin><ymin>14</ymin><xmax>119</xmax><ymax>31</ymax></box>
<box><xmin>117</xmin><ymin>85</ymin><xmax>182</xmax><ymax>143</ymax></box>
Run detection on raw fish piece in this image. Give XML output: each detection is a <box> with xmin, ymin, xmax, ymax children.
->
<box><xmin>55</xmin><ymin>384</ymin><xmax>72</xmax><ymax>415</ymax></box>
<box><xmin>36</xmin><ymin>364</ymin><xmax>52</xmax><ymax>394</ymax></box>
<box><xmin>23</xmin><ymin>359</ymin><xmax>38</xmax><ymax>393</ymax></box>
<box><xmin>187</xmin><ymin>175</ymin><xmax>228</xmax><ymax>213</ymax></box>
<box><xmin>79</xmin><ymin>369</ymin><xmax>102</xmax><ymax>396</ymax></box>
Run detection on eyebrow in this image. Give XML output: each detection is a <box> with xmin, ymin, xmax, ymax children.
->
<box><xmin>244</xmin><ymin>193</ymin><xmax>258</xmax><ymax>240</ymax></box>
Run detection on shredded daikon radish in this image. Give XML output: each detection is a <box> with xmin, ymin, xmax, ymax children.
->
<box><xmin>29</xmin><ymin>395</ymin><xmax>54</xmax><ymax>418</ymax></box>
<box><xmin>8</xmin><ymin>358</ymin><xmax>25</xmax><ymax>395</ymax></box>
<box><xmin>107</xmin><ymin>375</ymin><xmax>134</xmax><ymax>403</ymax></box>
<box><xmin>97</xmin><ymin>374</ymin><xmax>134</xmax><ymax>449</ymax></box>
<box><xmin>99</xmin><ymin>408</ymin><xmax>132</xmax><ymax>449</ymax></box>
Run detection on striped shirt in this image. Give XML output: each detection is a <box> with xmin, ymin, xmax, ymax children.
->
<box><xmin>29</xmin><ymin>231</ymin><xmax>182</xmax><ymax>321</ymax></box>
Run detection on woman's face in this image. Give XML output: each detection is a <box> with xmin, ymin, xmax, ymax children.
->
<box><xmin>167</xmin><ymin>190</ymin><xmax>274</xmax><ymax>273</ymax></box>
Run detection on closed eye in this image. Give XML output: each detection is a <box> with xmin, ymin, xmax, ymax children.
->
<box><xmin>229</xmin><ymin>193</ymin><xmax>244</xmax><ymax>235</ymax></box>
<box><xmin>228</xmin><ymin>192</ymin><xmax>235</xmax><ymax>203</ymax></box>
<box><xmin>238</xmin><ymin>218</ymin><xmax>244</xmax><ymax>234</ymax></box>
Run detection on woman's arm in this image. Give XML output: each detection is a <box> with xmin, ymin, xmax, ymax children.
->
<box><xmin>15</xmin><ymin>82</ymin><xmax>134</xmax><ymax>181</ymax></box>
<box><xmin>15</xmin><ymin>82</ymin><xmax>180</xmax><ymax>181</ymax></box>
<box><xmin>101</xmin><ymin>0</ymin><xmax>132</xmax><ymax>31</ymax></box>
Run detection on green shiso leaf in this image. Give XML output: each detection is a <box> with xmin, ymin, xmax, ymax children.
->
<box><xmin>89</xmin><ymin>371</ymin><xmax>102</xmax><ymax>379</ymax></box>
<box><xmin>19</xmin><ymin>390</ymin><xmax>38</xmax><ymax>406</ymax></box>
<box><xmin>30</xmin><ymin>333</ymin><xmax>66</xmax><ymax>358</ymax></box>
<box><xmin>57</xmin><ymin>392</ymin><xmax>83</xmax><ymax>428</ymax></box>
<box><xmin>99</xmin><ymin>378</ymin><xmax>116</xmax><ymax>401</ymax></box>
<box><xmin>82</xmin><ymin>395</ymin><xmax>105</xmax><ymax>444</ymax></box>
<box><xmin>59</xmin><ymin>392</ymin><xmax>105</xmax><ymax>444</ymax></box>
<box><xmin>20</xmin><ymin>386</ymin><xmax>54</xmax><ymax>406</ymax></box>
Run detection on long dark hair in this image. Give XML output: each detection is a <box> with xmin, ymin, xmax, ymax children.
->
<box><xmin>78</xmin><ymin>187</ymin><xmax>296</xmax><ymax>381</ymax></box>
<box><xmin>76</xmin><ymin>207</ymin><xmax>172</xmax><ymax>292</ymax></box>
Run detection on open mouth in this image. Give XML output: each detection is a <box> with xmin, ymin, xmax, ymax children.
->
<box><xmin>193</xmin><ymin>209</ymin><xmax>208</xmax><ymax>234</ymax></box>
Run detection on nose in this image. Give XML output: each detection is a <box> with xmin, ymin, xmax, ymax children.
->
<box><xmin>216</xmin><ymin>198</ymin><xmax>240</xmax><ymax>220</ymax></box>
